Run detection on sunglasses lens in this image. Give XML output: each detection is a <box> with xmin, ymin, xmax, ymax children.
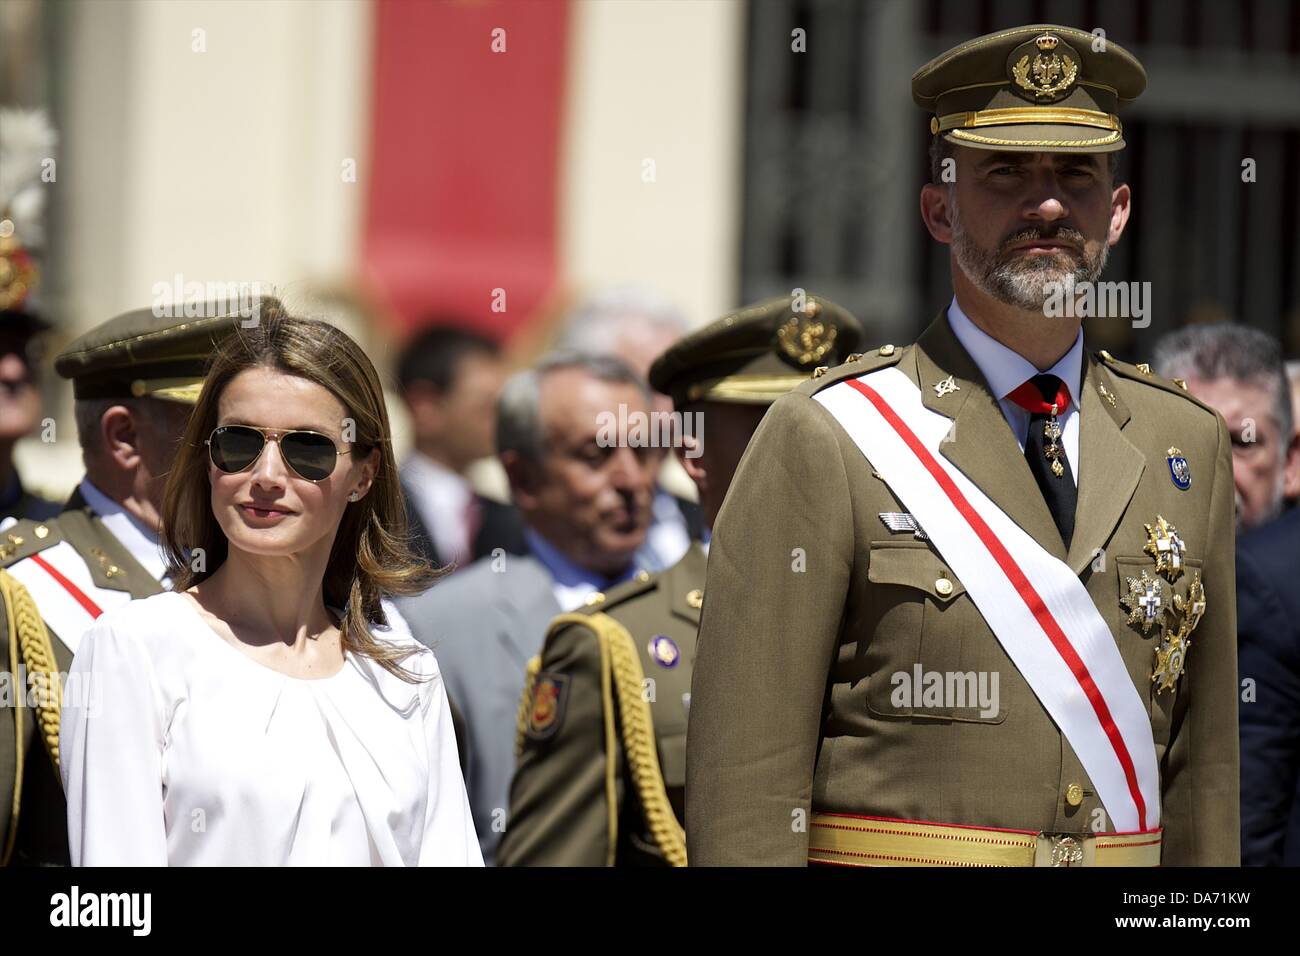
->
<box><xmin>281</xmin><ymin>431</ymin><xmax>338</xmax><ymax>481</ymax></box>
<box><xmin>209</xmin><ymin>426</ymin><xmax>265</xmax><ymax>473</ymax></box>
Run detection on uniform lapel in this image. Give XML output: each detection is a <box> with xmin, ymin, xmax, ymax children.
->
<box><xmin>1065</xmin><ymin>355</ymin><xmax>1144</xmax><ymax>576</ymax></box>
<box><xmin>911</xmin><ymin>313</ymin><xmax>1068</xmax><ymax>562</ymax></box>
<box><xmin>59</xmin><ymin>490</ymin><xmax>164</xmax><ymax>598</ymax></box>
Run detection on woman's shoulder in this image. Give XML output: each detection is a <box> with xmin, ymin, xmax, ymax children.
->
<box><xmin>80</xmin><ymin>591</ymin><xmax>200</xmax><ymax>666</ymax></box>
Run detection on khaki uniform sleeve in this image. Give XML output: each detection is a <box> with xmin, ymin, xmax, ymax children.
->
<box><xmin>498</xmin><ymin>621</ymin><xmax>623</xmax><ymax>866</ymax></box>
<box><xmin>1160</xmin><ymin>415</ymin><xmax>1240</xmax><ymax>865</ymax></box>
<box><xmin>686</xmin><ymin>392</ymin><xmax>855</xmax><ymax>865</ymax></box>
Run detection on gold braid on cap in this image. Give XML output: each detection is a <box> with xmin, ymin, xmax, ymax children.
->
<box><xmin>932</xmin><ymin>106</ymin><xmax>1119</xmax><ymax>134</ymax></box>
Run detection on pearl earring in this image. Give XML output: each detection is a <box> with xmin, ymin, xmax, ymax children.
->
<box><xmin>348</xmin><ymin>491</ymin><xmax>359</xmax><ymax>502</ymax></box>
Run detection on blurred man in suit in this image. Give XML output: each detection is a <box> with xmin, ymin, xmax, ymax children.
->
<box><xmin>1237</xmin><ymin>505</ymin><xmax>1300</xmax><ymax>864</ymax></box>
<box><xmin>1154</xmin><ymin>323</ymin><xmax>1299</xmax><ymax>531</ymax></box>
<box><xmin>557</xmin><ymin>287</ymin><xmax>700</xmax><ymax>570</ymax></box>
<box><xmin>397</xmin><ymin>324</ymin><xmax>523</xmax><ymax>569</ymax></box>
<box><xmin>399</xmin><ymin>351</ymin><xmax>657</xmax><ymax>862</ymax></box>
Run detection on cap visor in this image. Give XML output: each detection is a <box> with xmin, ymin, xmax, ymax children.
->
<box><xmin>943</xmin><ymin>123</ymin><xmax>1124</xmax><ymax>153</ymax></box>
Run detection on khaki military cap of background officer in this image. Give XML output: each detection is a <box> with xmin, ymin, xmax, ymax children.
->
<box><xmin>498</xmin><ymin>294</ymin><xmax>864</xmax><ymax>867</ymax></box>
<box><xmin>912</xmin><ymin>24</ymin><xmax>1146</xmax><ymax>153</ymax></box>
<box><xmin>53</xmin><ymin>295</ymin><xmax>282</xmax><ymax>404</ymax></box>
<box><xmin>648</xmin><ymin>293</ymin><xmax>866</xmax><ymax>406</ymax></box>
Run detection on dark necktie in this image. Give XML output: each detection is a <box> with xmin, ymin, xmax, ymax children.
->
<box><xmin>1006</xmin><ymin>373</ymin><xmax>1076</xmax><ymax>549</ymax></box>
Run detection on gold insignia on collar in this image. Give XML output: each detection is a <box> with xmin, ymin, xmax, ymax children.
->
<box><xmin>1136</xmin><ymin>362</ymin><xmax>1152</xmax><ymax>375</ymax></box>
<box><xmin>1009</xmin><ymin>33</ymin><xmax>1079</xmax><ymax>103</ymax></box>
<box><xmin>88</xmin><ymin>547</ymin><xmax>123</xmax><ymax>579</ymax></box>
<box><xmin>777</xmin><ymin>314</ymin><xmax>838</xmax><ymax>366</ymax></box>
<box><xmin>1143</xmin><ymin>515</ymin><xmax>1186</xmax><ymax>582</ymax></box>
<box><xmin>1120</xmin><ymin>569</ymin><xmax>1168</xmax><ymax>634</ymax></box>
<box><xmin>1098</xmin><ymin>383</ymin><xmax>1116</xmax><ymax>407</ymax></box>
<box><xmin>934</xmin><ymin>375</ymin><xmax>960</xmax><ymax>398</ymax></box>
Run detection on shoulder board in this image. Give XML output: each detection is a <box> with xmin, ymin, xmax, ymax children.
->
<box><xmin>0</xmin><ymin>517</ymin><xmax>65</xmax><ymax>566</ymax></box>
<box><xmin>570</xmin><ymin>569</ymin><xmax>660</xmax><ymax>617</ymax></box>
<box><xmin>796</xmin><ymin>341</ymin><xmax>908</xmax><ymax>398</ymax></box>
<box><xmin>1095</xmin><ymin>350</ymin><xmax>1220</xmax><ymax>417</ymax></box>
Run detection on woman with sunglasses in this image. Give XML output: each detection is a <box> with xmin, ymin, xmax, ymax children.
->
<box><xmin>60</xmin><ymin>308</ymin><xmax>482</xmax><ymax>866</ymax></box>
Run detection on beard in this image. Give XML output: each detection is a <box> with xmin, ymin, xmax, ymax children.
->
<box><xmin>950</xmin><ymin>195</ymin><xmax>1110</xmax><ymax>312</ymax></box>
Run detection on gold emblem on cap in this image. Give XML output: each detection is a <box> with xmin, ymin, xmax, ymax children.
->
<box><xmin>777</xmin><ymin>314</ymin><xmax>838</xmax><ymax>366</ymax></box>
<box><xmin>1009</xmin><ymin>32</ymin><xmax>1079</xmax><ymax>103</ymax></box>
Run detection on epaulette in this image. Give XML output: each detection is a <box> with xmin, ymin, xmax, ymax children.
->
<box><xmin>796</xmin><ymin>341</ymin><xmax>909</xmax><ymax>398</ymax></box>
<box><xmin>1094</xmin><ymin>350</ymin><xmax>1220</xmax><ymax>418</ymax></box>
<box><xmin>569</xmin><ymin>568</ymin><xmax>660</xmax><ymax>617</ymax></box>
<box><xmin>0</xmin><ymin>517</ymin><xmax>65</xmax><ymax>567</ymax></box>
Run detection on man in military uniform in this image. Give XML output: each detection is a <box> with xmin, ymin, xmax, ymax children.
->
<box><xmin>498</xmin><ymin>295</ymin><xmax>863</xmax><ymax>866</ymax></box>
<box><xmin>0</xmin><ymin>108</ymin><xmax>63</xmax><ymax>523</ymax></box>
<box><xmin>0</xmin><ymin>298</ymin><xmax>264</xmax><ymax>865</ymax></box>
<box><xmin>687</xmin><ymin>26</ymin><xmax>1238</xmax><ymax>866</ymax></box>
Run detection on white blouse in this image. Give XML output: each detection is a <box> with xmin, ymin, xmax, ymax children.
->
<box><xmin>60</xmin><ymin>590</ymin><xmax>483</xmax><ymax>867</ymax></box>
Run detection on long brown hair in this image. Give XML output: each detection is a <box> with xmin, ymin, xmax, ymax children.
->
<box><xmin>162</xmin><ymin>306</ymin><xmax>439</xmax><ymax>682</ymax></box>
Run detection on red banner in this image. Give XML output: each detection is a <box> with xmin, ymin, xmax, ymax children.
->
<box><xmin>363</xmin><ymin>0</ymin><xmax>570</xmax><ymax>339</ymax></box>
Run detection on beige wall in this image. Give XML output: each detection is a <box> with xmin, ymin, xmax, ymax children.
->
<box><xmin>560</xmin><ymin>0</ymin><xmax>745</xmax><ymax>328</ymax></box>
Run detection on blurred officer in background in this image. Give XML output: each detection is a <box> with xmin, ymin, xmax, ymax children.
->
<box><xmin>1154</xmin><ymin>323</ymin><xmax>1298</xmax><ymax>532</ymax></box>
<box><xmin>400</xmin><ymin>350</ymin><xmax>657</xmax><ymax>863</ymax></box>
<box><xmin>0</xmin><ymin>108</ymin><xmax>62</xmax><ymax>523</ymax></box>
<box><xmin>499</xmin><ymin>294</ymin><xmax>862</xmax><ymax>866</ymax></box>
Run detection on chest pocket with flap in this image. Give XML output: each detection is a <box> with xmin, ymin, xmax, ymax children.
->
<box><xmin>860</xmin><ymin>540</ymin><xmax>1007</xmax><ymax>723</ymax></box>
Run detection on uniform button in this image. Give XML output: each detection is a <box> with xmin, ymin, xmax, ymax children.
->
<box><xmin>934</xmin><ymin>578</ymin><xmax>953</xmax><ymax>597</ymax></box>
<box><xmin>1066</xmin><ymin>783</ymin><xmax>1084</xmax><ymax>807</ymax></box>
<box><xmin>685</xmin><ymin>589</ymin><xmax>704</xmax><ymax>609</ymax></box>
<box><xmin>584</xmin><ymin>591</ymin><xmax>606</xmax><ymax>607</ymax></box>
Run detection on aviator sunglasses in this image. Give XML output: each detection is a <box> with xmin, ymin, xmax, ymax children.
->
<box><xmin>206</xmin><ymin>424</ymin><xmax>351</xmax><ymax>482</ymax></box>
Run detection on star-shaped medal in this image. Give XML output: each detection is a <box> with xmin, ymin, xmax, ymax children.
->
<box><xmin>1143</xmin><ymin>515</ymin><xmax>1186</xmax><ymax>582</ymax></box>
<box><xmin>1120</xmin><ymin>569</ymin><xmax>1168</xmax><ymax>634</ymax></box>
<box><xmin>1152</xmin><ymin>630</ymin><xmax>1189</xmax><ymax>694</ymax></box>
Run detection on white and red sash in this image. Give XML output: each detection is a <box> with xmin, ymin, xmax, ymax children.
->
<box><xmin>4</xmin><ymin>541</ymin><xmax>133</xmax><ymax>655</ymax></box>
<box><xmin>815</xmin><ymin>366</ymin><xmax>1159</xmax><ymax>833</ymax></box>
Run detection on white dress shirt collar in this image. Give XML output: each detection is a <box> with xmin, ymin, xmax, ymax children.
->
<box><xmin>946</xmin><ymin>298</ymin><xmax>1084</xmax><ymax>408</ymax></box>
<box><xmin>76</xmin><ymin>477</ymin><xmax>168</xmax><ymax>583</ymax></box>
